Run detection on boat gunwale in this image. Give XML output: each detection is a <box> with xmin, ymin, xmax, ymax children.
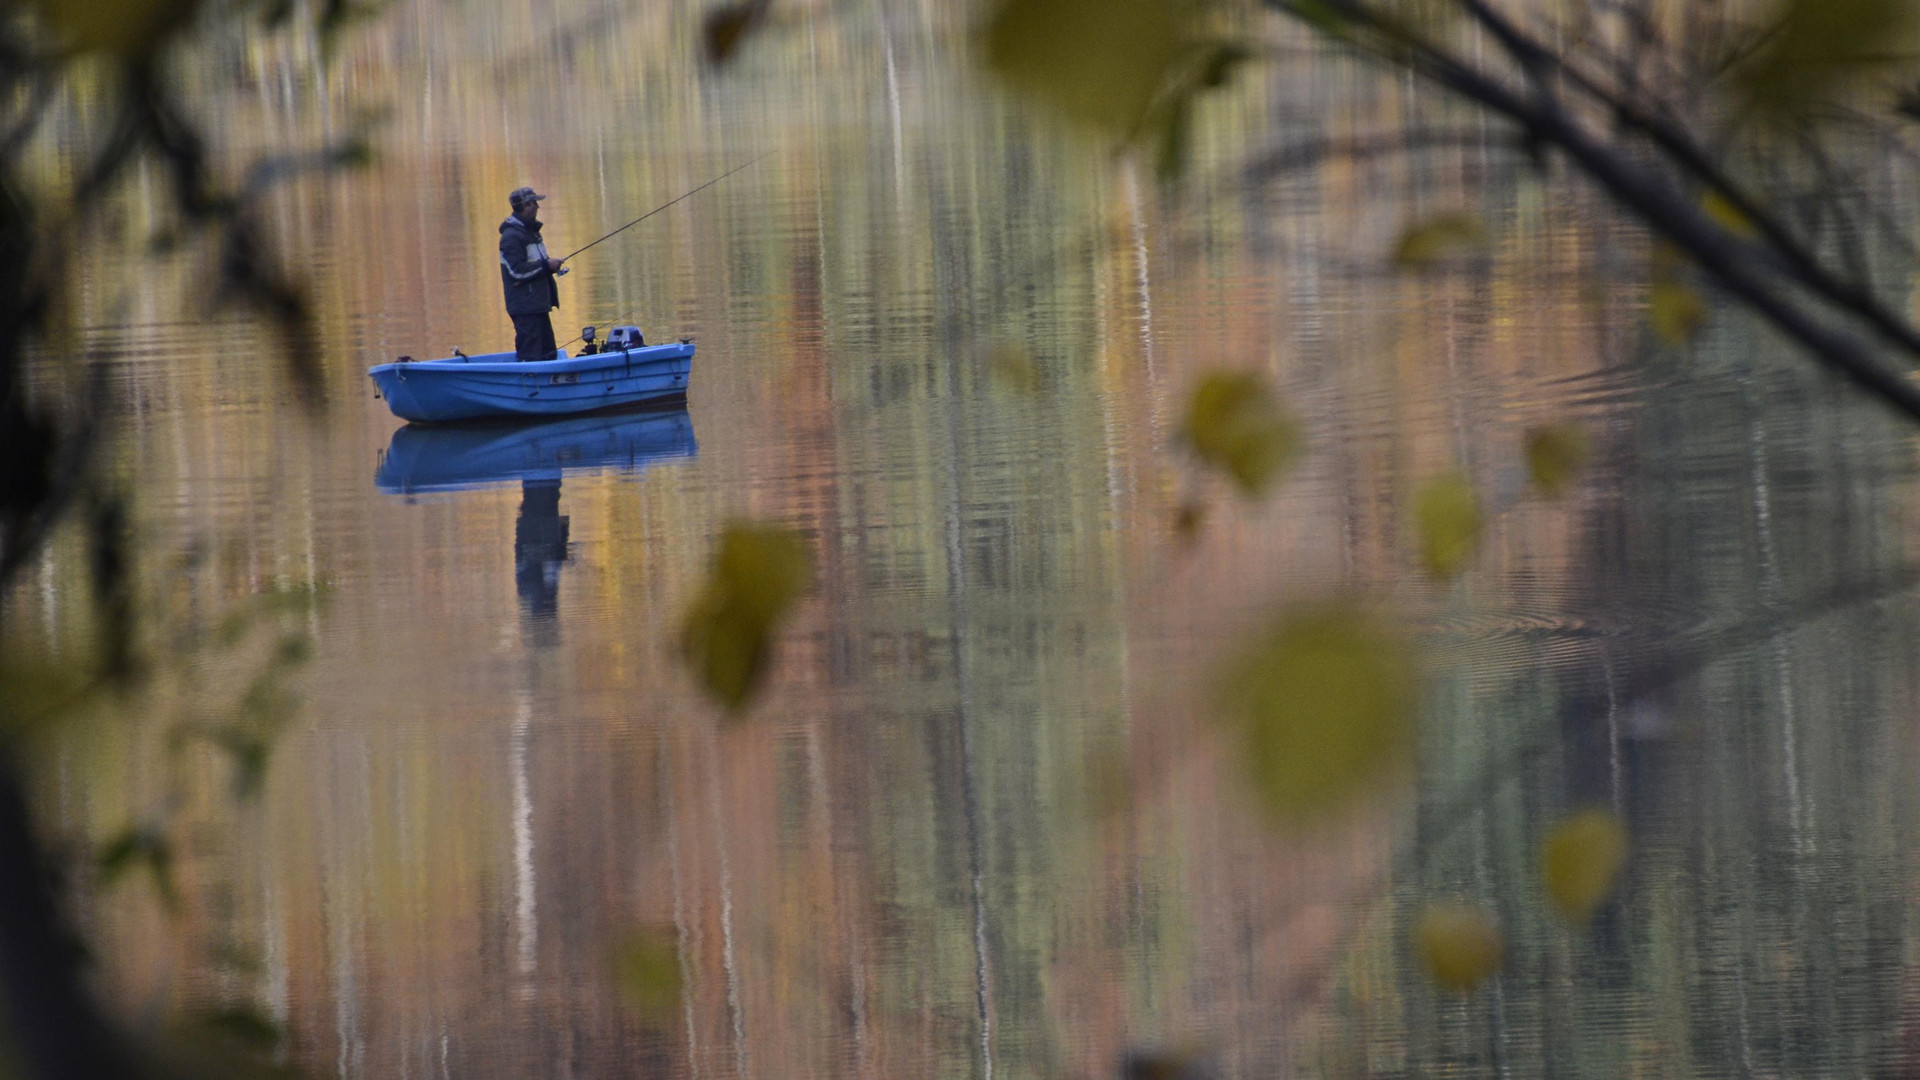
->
<box><xmin>367</xmin><ymin>343</ymin><xmax>693</xmax><ymax>378</ymax></box>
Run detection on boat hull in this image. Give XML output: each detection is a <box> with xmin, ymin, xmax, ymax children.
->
<box><xmin>368</xmin><ymin>344</ymin><xmax>693</xmax><ymax>422</ymax></box>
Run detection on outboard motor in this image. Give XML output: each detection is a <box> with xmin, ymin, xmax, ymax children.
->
<box><xmin>606</xmin><ymin>325</ymin><xmax>646</xmax><ymax>351</ymax></box>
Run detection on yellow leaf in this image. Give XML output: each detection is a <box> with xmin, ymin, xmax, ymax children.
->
<box><xmin>1648</xmin><ymin>281</ymin><xmax>1707</xmax><ymax>344</ymax></box>
<box><xmin>1392</xmin><ymin>212</ymin><xmax>1487</xmax><ymax>267</ymax></box>
<box><xmin>28</xmin><ymin>0</ymin><xmax>198</xmax><ymax>54</ymax></box>
<box><xmin>681</xmin><ymin>523</ymin><xmax>813</xmax><ymax>713</ymax></box>
<box><xmin>988</xmin><ymin>344</ymin><xmax>1041</xmax><ymax>395</ymax></box>
<box><xmin>1413</xmin><ymin>472</ymin><xmax>1482</xmax><ymax>580</ymax></box>
<box><xmin>614</xmin><ymin>930</ymin><xmax>684</xmax><ymax>1019</ymax></box>
<box><xmin>1540</xmin><ymin>808</ymin><xmax>1629</xmax><ymax>922</ymax></box>
<box><xmin>1524</xmin><ymin>424</ymin><xmax>1589</xmax><ymax>499</ymax></box>
<box><xmin>983</xmin><ymin>0</ymin><xmax>1196</xmax><ymax>135</ymax></box>
<box><xmin>1213</xmin><ymin>603</ymin><xmax>1418</xmax><ymax>820</ymax></box>
<box><xmin>1181</xmin><ymin>371</ymin><xmax>1301</xmax><ymax>497</ymax></box>
<box><xmin>1414</xmin><ymin>904</ymin><xmax>1503</xmax><ymax>992</ymax></box>
<box><xmin>1700</xmin><ymin>191</ymin><xmax>1758</xmax><ymax>239</ymax></box>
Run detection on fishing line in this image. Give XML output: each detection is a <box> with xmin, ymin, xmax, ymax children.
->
<box><xmin>560</xmin><ymin>151</ymin><xmax>774</xmax><ymax>262</ymax></box>
<box><xmin>555</xmin><ymin>151</ymin><xmax>773</xmax><ymax>349</ymax></box>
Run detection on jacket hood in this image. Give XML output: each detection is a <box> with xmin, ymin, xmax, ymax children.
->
<box><xmin>500</xmin><ymin>214</ymin><xmax>543</xmax><ymax>235</ymax></box>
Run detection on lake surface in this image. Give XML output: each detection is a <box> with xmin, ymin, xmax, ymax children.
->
<box><xmin>13</xmin><ymin>3</ymin><xmax>1920</xmax><ymax>1077</ymax></box>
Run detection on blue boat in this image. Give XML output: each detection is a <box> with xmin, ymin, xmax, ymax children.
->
<box><xmin>368</xmin><ymin>330</ymin><xmax>692</xmax><ymax>423</ymax></box>
<box><xmin>375</xmin><ymin>406</ymin><xmax>697</xmax><ymax>494</ymax></box>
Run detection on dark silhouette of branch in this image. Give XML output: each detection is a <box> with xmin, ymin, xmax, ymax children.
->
<box><xmin>1270</xmin><ymin>0</ymin><xmax>1920</xmax><ymax>423</ymax></box>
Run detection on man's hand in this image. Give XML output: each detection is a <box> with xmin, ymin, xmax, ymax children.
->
<box><xmin>546</xmin><ymin>257</ymin><xmax>564</xmax><ymax>272</ymax></box>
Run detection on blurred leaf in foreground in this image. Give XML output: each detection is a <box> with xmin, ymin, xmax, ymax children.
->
<box><xmin>1182</xmin><ymin>371</ymin><xmax>1301</xmax><ymax>497</ymax></box>
<box><xmin>983</xmin><ymin>0</ymin><xmax>1197</xmax><ymax>135</ymax></box>
<box><xmin>988</xmin><ymin>343</ymin><xmax>1041</xmax><ymax>395</ymax></box>
<box><xmin>1413</xmin><ymin>472</ymin><xmax>1482</xmax><ymax>579</ymax></box>
<box><xmin>703</xmin><ymin>0</ymin><xmax>770</xmax><ymax>64</ymax></box>
<box><xmin>0</xmin><ymin>649</ymin><xmax>99</xmax><ymax>736</ymax></box>
<box><xmin>1214</xmin><ymin>603</ymin><xmax>1417</xmax><ymax>820</ymax></box>
<box><xmin>1393</xmin><ymin>212</ymin><xmax>1487</xmax><ymax>267</ymax></box>
<box><xmin>98</xmin><ymin>825</ymin><xmax>178</xmax><ymax>908</ymax></box>
<box><xmin>1122</xmin><ymin>1047</ymin><xmax>1215</xmax><ymax>1079</ymax></box>
<box><xmin>1173</xmin><ymin>499</ymin><xmax>1206</xmax><ymax>546</ymax></box>
<box><xmin>1415</xmin><ymin>903</ymin><xmax>1503</xmax><ymax>992</ymax></box>
<box><xmin>1736</xmin><ymin>0</ymin><xmax>1920</xmax><ymax>116</ymax></box>
<box><xmin>1649</xmin><ymin>280</ymin><xmax>1707</xmax><ymax>344</ymax></box>
<box><xmin>1524</xmin><ymin>424</ymin><xmax>1590</xmax><ymax>499</ymax></box>
<box><xmin>681</xmin><ymin>523</ymin><xmax>813</xmax><ymax>713</ymax></box>
<box><xmin>193</xmin><ymin>1007</ymin><xmax>282</xmax><ymax>1052</ymax></box>
<box><xmin>1700</xmin><ymin>190</ymin><xmax>1758</xmax><ymax>239</ymax></box>
<box><xmin>27</xmin><ymin>0</ymin><xmax>198</xmax><ymax>54</ymax></box>
<box><xmin>615</xmin><ymin>930</ymin><xmax>684</xmax><ymax>1019</ymax></box>
<box><xmin>1540</xmin><ymin>808</ymin><xmax>1629</xmax><ymax>922</ymax></box>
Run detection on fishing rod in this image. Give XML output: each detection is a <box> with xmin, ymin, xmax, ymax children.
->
<box><xmin>560</xmin><ymin>151</ymin><xmax>774</xmax><ymax>262</ymax></box>
<box><xmin>555</xmin><ymin>152</ymin><xmax>773</xmax><ymax>350</ymax></box>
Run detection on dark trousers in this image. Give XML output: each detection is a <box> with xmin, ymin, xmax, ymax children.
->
<box><xmin>512</xmin><ymin>312</ymin><xmax>557</xmax><ymax>362</ymax></box>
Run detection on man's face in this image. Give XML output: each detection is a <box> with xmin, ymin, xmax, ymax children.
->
<box><xmin>517</xmin><ymin>200</ymin><xmax>540</xmax><ymax>222</ymax></box>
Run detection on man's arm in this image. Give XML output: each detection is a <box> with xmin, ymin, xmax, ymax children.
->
<box><xmin>499</xmin><ymin>229</ymin><xmax>550</xmax><ymax>281</ymax></box>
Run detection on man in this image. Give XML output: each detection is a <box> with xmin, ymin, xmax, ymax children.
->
<box><xmin>499</xmin><ymin>186</ymin><xmax>568</xmax><ymax>362</ymax></box>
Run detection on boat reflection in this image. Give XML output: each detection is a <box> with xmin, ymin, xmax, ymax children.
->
<box><xmin>375</xmin><ymin>407</ymin><xmax>697</xmax><ymax>643</ymax></box>
<box><xmin>374</xmin><ymin>406</ymin><xmax>696</xmax><ymax>495</ymax></box>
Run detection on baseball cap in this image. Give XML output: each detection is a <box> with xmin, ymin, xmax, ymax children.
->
<box><xmin>509</xmin><ymin>186</ymin><xmax>546</xmax><ymax>209</ymax></box>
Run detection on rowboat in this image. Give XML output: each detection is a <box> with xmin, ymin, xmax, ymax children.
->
<box><xmin>369</xmin><ymin>334</ymin><xmax>693</xmax><ymax>423</ymax></box>
<box><xmin>375</xmin><ymin>406</ymin><xmax>697</xmax><ymax>494</ymax></box>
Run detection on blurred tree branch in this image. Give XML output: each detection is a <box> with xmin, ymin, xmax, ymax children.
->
<box><xmin>1264</xmin><ymin>0</ymin><xmax>1920</xmax><ymax>420</ymax></box>
<box><xmin>0</xmin><ymin>1</ymin><xmax>372</xmax><ymax>1075</ymax></box>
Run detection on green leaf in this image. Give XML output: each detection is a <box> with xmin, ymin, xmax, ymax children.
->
<box><xmin>214</xmin><ymin>728</ymin><xmax>272</xmax><ymax>799</ymax></box>
<box><xmin>98</xmin><ymin>826</ymin><xmax>178</xmax><ymax>907</ymax></box>
<box><xmin>1736</xmin><ymin>0</ymin><xmax>1920</xmax><ymax>115</ymax></box>
<box><xmin>1285</xmin><ymin>0</ymin><xmax>1355</xmax><ymax>36</ymax></box>
<box><xmin>1213</xmin><ymin>603</ymin><xmax>1418</xmax><ymax>820</ymax></box>
<box><xmin>273</xmin><ymin>634</ymin><xmax>313</xmax><ymax>668</ymax></box>
<box><xmin>1524</xmin><ymin>424</ymin><xmax>1590</xmax><ymax>499</ymax></box>
<box><xmin>1156</xmin><ymin>99</ymin><xmax>1193</xmax><ymax>186</ymax></box>
<box><xmin>1540</xmin><ymin>808</ymin><xmax>1629</xmax><ymax>922</ymax></box>
<box><xmin>1182</xmin><ymin>371</ymin><xmax>1302</xmax><ymax>497</ymax></box>
<box><xmin>681</xmin><ymin>523</ymin><xmax>813</xmax><ymax>713</ymax></box>
<box><xmin>27</xmin><ymin>0</ymin><xmax>200</xmax><ymax>54</ymax></box>
<box><xmin>1199</xmin><ymin>43</ymin><xmax>1253</xmax><ymax>88</ymax></box>
<box><xmin>195</xmin><ymin>1007</ymin><xmax>282</xmax><ymax>1051</ymax></box>
<box><xmin>615</xmin><ymin>930</ymin><xmax>684</xmax><ymax>1019</ymax></box>
<box><xmin>703</xmin><ymin>0</ymin><xmax>769</xmax><ymax>65</ymax></box>
<box><xmin>1173</xmin><ymin>500</ymin><xmax>1206</xmax><ymax>546</ymax></box>
<box><xmin>1393</xmin><ymin>212</ymin><xmax>1487</xmax><ymax>267</ymax></box>
<box><xmin>1414</xmin><ymin>904</ymin><xmax>1503</xmax><ymax>992</ymax></box>
<box><xmin>1413</xmin><ymin>472</ymin><xmax>1482</xmax><ymax>579</ymax></box>
<box><xmin>983</xmin><ymin>0</ymin><xmax>1198</xmax><ymax>135</ymax></box>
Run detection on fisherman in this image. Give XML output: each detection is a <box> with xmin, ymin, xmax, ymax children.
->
<box><xmin>499</xmin><ymin>186</ymin><xmax>568</xmax><ymax>362</ymax></box>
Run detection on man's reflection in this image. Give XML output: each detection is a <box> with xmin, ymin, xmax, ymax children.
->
<box><xmin>514</xmin><ymin>477</ymin><xmax>569</xmax><ymax>646</ymax></box>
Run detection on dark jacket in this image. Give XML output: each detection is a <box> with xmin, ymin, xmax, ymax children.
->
<box><xmin>499</xmin><ymin>214</ymin><xmax>559</xmax><ymax>316</ymax></box>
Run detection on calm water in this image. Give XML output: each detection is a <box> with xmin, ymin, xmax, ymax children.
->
<box><xmin>13</xmin><ymin>3</ymin><xmax>1920</xmax><ymax>1077</ymax></box>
